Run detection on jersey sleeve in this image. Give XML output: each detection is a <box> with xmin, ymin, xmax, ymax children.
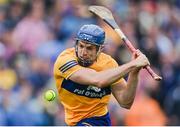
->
<box><xmin>54</xmin><ymin>54</ymin><xmax>83</xmax><ymax>80</ymax></box>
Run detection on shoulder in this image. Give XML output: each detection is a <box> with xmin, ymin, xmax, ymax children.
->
<box><xmin>54</xmin><ymin>48</ymin><xmax>77</xmax><ymax>69</ymax></box>
<box><xmin>98</xmin><ymin>52</ymin><xmax>119</xmax><ymax>68</ymax></box>
<box><xmin>54</xmin><ymin>48</ymin><xmax>83</xmax><ymax>79</ymax></box>
<box><xmin>55</xmin><ymin>48</ymin><xmax>76</xmax><ymax>61</ymax></box>
<box><xmin>58</xmin><ymin>47</ymin><xmax>75</xmax><ymax>58</ymax></box>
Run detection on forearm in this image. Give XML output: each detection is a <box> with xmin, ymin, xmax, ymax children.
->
<box><xmin>95</xmin><ymin>61</ymin><xmax>136</xmax><ymax>88</ymax></box>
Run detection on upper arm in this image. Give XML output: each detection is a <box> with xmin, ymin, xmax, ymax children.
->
<box><xmin>111</xmin><ymin>79</ymin><xmax>129</xmax><ymax>107</ymax></box>
<box><xmin>54</xmin><ymin>54</ymin><xmax>99</xmax><ymax>86</ymax></box>
<box><xmin>111</xmin><ymin>78</ymin><xmax>127</xmax><ymax>97</ymax></box>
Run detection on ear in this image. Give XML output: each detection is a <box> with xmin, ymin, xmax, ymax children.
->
<box><xmin>100</xmin><ymin>45</ymin><xmax>105</xmax><ymax>51</ymax></box>
<box><xmin>96</xmin><ymin>45</ymin><xmax>103</xmax><ymax>56</ymax></box>
<box><xmin>97</xmin><ymin>45</ymin><xmax>104</xmax><ymax>53</ymax></box>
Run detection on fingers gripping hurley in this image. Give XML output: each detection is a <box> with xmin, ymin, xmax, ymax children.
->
<box><xmin>88</xmin><ymin>5</ymin><xmax>162</xmax><ymax>81</ymax></box>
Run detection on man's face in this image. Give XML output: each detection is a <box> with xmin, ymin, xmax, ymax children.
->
<box><xmin>77</xmin><ymin>41</ymin><xmax>99</xmax><ymax>64</ymax></box>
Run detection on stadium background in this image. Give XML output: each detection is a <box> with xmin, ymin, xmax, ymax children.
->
<box><xmin>0</xmin><ymin>0</ymin><xmax>179</xmax><ymax>125</ymax></box>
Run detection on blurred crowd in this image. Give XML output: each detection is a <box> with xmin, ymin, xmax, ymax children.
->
<box><xmin>0</xmin><ymin>0</ymin><xmax>179</xmax><ymax>126</ymax></box>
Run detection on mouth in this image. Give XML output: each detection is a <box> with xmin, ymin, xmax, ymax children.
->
<box><xmin>79</xmin><ymin>56</ymin><xmax>89</xmax><ymax>60</ymax></box>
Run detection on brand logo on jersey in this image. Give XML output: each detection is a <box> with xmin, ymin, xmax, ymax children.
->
<box><xmin>87</xmin><ymin>86</ymin><xmax>101</xmax><ymax>92</ymax></box>
<box><xmin>73</xmin><ymin>88</ymin><xmax>106</xmax><ymax>98</ymax></box>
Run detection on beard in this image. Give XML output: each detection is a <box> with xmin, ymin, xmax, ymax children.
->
<box><xmin>77</xmin><ymin>57</ymin><xmax>94</xmax><ymax>67</ymax></box>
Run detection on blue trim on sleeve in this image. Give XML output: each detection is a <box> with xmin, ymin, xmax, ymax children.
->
<box><xmin>59</xmin><ymin>60</ymin><xmax>78</xmax><ymax>73</ymax></box>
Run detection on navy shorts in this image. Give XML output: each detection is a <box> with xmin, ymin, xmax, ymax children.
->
<box><xmin>76</xmin><ymin>112</ymin><xmax>111</xmax><ymax>126</ymax></box>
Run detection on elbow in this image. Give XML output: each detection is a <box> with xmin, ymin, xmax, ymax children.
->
<box><xmin>120</xmin><ymin>103</ymin><xmax>132</xmax><ymax>109</ymax></box>
<box><xmin>119</xmin><ymin>100</ymin><xmax>134</xmax><ymax>109</ymax></box>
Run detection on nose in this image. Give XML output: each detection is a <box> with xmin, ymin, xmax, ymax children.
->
<box><xmin>81</xmin><ymin>48</ymin><xmax>88</xmax><ymax>57</ymax></box>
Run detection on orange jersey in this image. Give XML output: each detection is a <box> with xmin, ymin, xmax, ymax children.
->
<box><xmin>54</xmin><ymin>48</ymin><xmax>124</xmax><ymax>125</ymax></box>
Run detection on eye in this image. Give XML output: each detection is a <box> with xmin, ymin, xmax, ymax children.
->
<box><xmin>87</xmin><ymin>47</ymin><xmax>93</xmax><ymax>50</ymax></box>
<box><xmin>79</xmin><ymin>44</ymin><xmax>84</xmax><ymax>48</ymax></box>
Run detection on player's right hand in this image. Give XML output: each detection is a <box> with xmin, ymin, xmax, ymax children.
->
<box><xmin>132</xmin><ymin>49</ymin><xmax>150</xmax><ymax>68</ymax></box>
